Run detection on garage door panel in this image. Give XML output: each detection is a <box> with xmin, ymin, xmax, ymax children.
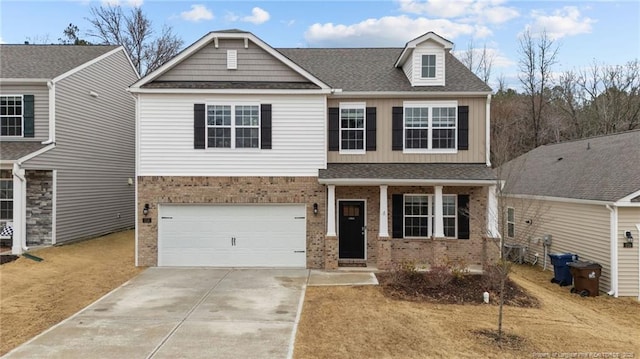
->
<box><xmin>158</xmin><ymin>204</ymin><xmax>307</xmax><ymax>267</ymax></box>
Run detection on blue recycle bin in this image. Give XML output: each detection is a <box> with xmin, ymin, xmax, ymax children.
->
<box><xmin>548</xmin><ymin>253</ymin><xmax>578</xmax><ymax>286</ymax></box>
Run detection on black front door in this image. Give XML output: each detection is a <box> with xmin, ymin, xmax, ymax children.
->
<box><xmin>339</xmin><ymin>201</ymin><xmax>365</xmax><ymax>259</ymax></box>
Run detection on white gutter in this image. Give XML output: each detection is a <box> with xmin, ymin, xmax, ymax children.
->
<box><xmin>329</xmin><ymin>91</ymin><xmax>492</xmax><ymax>98</ymax></box>
<box><xmin>605</xmin><ymin>204</ymin><xmax>619</xmax><ymax>297</ymax></box>
<box><xmin>317</xmin><ymin>178</ymin><xmax>496</xmax><ymax>186</ymax></box>
<box><xmin>506</xmin><ymin>194</ymin><xmax>615</xmax><ymax>207</ymax></box>
<box><xmin>128</xmin><ymin>88</ymin><xmax>333</xmax><ymax>95</ymax></box>
<box><xmin>131</xmin><ymin>92</ymin><xmax>140</xmax><ymax>267</ymax></box>
<box><xmin>0</xmin><ymin>78</ymin><xmax>49</xmax><ymax>84</ymax></box>
<box><xmin>42</xmin><ymin>80</ymin><xmax>56</xmax><ymax>144</ymax></box>
<box><xmin>485</xmin><ymin>94</ymin><xmax>492</xmax><ymax>167</ymax></box>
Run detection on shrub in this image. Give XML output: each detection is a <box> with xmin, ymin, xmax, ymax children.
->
<box><xmin>425</xmin><ymin>265</ymin><xmax>453</xmax><ymax>288</ymax></box>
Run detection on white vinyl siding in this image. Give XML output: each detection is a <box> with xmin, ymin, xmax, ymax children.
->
<box><xmin>0</xmin><ymin>84</ymin><xmax>48</xmax><ymax>142</ymax></box>
<box><xmin>411</xmin><ymin>41</ymin><xmax>445</xmax><ymax>86</ymax></box>
<box><xmin>617</xmin><ymin>207</ymin><xmax>639</xmax><ymax>297</ymax></box>
<box><xmin>138</xmin><ymin>94</ymin><xmax>326</xmax><ymax>176</ymax></box>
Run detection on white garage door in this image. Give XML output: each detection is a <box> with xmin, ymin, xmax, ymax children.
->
<box><xmin>158</xmin><ymin>204</ymin><xmax>307</xmax><ymax>267</ymax></box>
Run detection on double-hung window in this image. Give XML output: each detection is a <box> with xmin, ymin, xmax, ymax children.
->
<box><xmin>1</xmin><ymin>95</ymin><xmax>23</xmax><ymax>137</ymax></box>
<box><xmin>207</xmin><ymin>104</ymin><xmax>259</xmax><ymax>148</ymax></box>
<box><xmin>0</xmin><ymin>170</ymin><xmax>12</xmax><ymax>225</ymax></box>
<box><xmin>403</xmin><ymin>101</ymin><xmax>457</xmax><ymax>152</ymax></box>
<box><xmin>421</xmin><ymin>54</ymin><xmax>436</xmax><ymax>78</ymax></box>
<box><xmin>339</xmin><ymin>103</ymin><xmax>365</xmax><ymax>152</ymax></box>
<box><xmin>506</xmin><ymin>207</ymin><xmax>515</xmax><ymax>238</ymax></box>
<box><xmin>404</xmin><ymin>194</ymin><xmax>457</xmax><ymax>238</ymax></box>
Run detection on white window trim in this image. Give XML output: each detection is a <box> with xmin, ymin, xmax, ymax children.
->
<box><xmin>421</xmin><ymin>54</ymin><xmax>436</xmax><ymax>79</ymax></box>
<box><xmin>0</xmin><ymin>94</ymin><xmax>24</xmax><ymax>138</ymax></box>
<box><xmin>402</xmin><ymin>100</ymin><xmax>458</xmax><ymax>154</ymax></box>
<box><xmin>0</xmin><ymin>170</ymin><xmax>13</xmax><ymax>224</ymax></box>
<box><xmin>338</xmin><ymin>102</ymin><xmax>366</xmax><ymax>155</ymax></box>
<box><xmin>507</xmin><ymin>207</ymin><xmax>515</xmax><ymax>238</ymax></box>
<box><xmin>206</xmin><ymin>103</ymin><xmax>261</xmax><ymax>150</ymax></box>
<box><xmin>403</xmin><ymin>193</ymin><xmax>458</xmax><ymax>239</ymax></box>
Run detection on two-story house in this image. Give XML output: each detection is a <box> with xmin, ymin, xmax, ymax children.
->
<box><xmin>0</xmin><ymin>45</ymin><xmax>139</xmax><ymax>254</ymax></box>
<box><xmin>131</xmin><ymin>30</ymin><xmax>499</xmax><ymax>269</ymax></box>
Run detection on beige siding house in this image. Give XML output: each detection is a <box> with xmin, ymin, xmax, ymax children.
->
<box><xmin>502</xmin><ymin>131</ymin><xmax>640</xmax><ymax>299</ymax></box>
<box><xmin>131</xmin><ymin>30</ymin><xmax>500</xmax><ymax>269</ymax></box>
<box><xmin>0</xmin><ymin>45</ymin><xmax>139</xmax><ymax>254</ymax></box>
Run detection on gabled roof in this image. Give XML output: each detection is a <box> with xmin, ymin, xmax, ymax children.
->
<box><xmin>278</xmin><ymin>48</ymin><xmax>490</xmax><ymax>93</ymax></box>
<box><xmin>0</xmin><ymin>45</ymin><xmax>119</xmax><ymax>79</ymax></box>
<box><xmin>394</xmin><ymin>32</ymin><xmax>454</xmax><ymax>68</ymax></box>
<box><xmin>501</xmin><ymin>130</ymin><xmax>640</xmax><ymax>202</ymax></box>
<box><xmin>131</xmin><ymin>31</ymin><xmax>330</xmax><ymax>91</ymax></box>
<box><xmin>0</xmin><ymin>141</ymin><xmax>49</xmax><ymax>162</ymax></box>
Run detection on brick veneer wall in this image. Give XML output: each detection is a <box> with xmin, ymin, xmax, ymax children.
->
<box><xmin>137</xmin><ymin>176</ymin><xmax>326</xmax><ymax>267</ymax></box>
<box><xmin>25</xmin><ymin>170</ymin><xmax>53</xmax><ymax>245</ymax></box>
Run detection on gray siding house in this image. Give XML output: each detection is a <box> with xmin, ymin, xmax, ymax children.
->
<box><xmin>0</xmin><ymin>45</ymin><xmax>139</xmax><ymax>254</ymax></box>
<box><xmin>502</xmin><ymin>131</ymin><xmax>640</xmax><ymax>299</ymax></box>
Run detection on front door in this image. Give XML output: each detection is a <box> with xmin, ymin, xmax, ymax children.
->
<box><xmin>338</xmin><ymin>201</ymin><xmax>365</xmax><ymax>259</ymax></box>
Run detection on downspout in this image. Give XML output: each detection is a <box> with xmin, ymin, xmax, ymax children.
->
<box><xmin>11</xmin><ymin>163</ymin><xmax>26</xmax><ymax>255</ymax></box>
<box><xmin>606</xmin><ymin>204</ymin><xmax>619</xmax><ymax>297</ymax></box>
<box><xmin>129</xmin><ymin>92</ymin><xmax>140</xmax><ymax>266</ymax></box>
<box><xmin>42</xmin><ymin>80</ymin><xmax>56</xmax><ymax>144</ymax></box>
<box><xmin>637</xmin><ymin>224</ymin><xmax>640</xmax><ymax>301</ymax></box>
<box><xmin>485</xmin><ymin>93</ymin><xmax>492</xmax><ymax>167</ymax></box>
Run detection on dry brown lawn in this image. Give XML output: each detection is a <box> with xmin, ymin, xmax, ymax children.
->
<box><xmin>0</xmin><ymin>230</ymin><xmax>143</xmax><ymax>355</ymax></box>
<box><xmin>294</xmin><ymin>264</ymin><xmax>640</xmax><ymax>359</ymax></box>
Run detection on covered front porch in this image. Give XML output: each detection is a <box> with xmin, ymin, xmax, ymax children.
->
<box><xmin>319</xmin><ymin>163</ymin><xmax>500</xmax><ymax>270</ymax></box>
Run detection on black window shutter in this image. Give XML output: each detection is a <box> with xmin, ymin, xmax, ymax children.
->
<box><xmin>458</xmin><ymin>106</ymin><xmax>469</xmax><ymax>150</ymax></box>
<box><xmin>194</xmin><ymin>104</ymin><xmax>205</xmax><ymax>149</ymax></box>
<box><xmin>260</xmin><ymin>104</ymin><xmax>272</xmax><ymax>149</ymax></box>
<box><xmin>328</xmin><ymin>107</ymin><xmax>339</xmax><ymax>151</ymax></box>
<box><xmin>457</xmin><ymin>194</ymin><xmax>470</xmax><ymax>239</ymax></box>
<box><xmin>392</xmin><ymin>194</ymin><xmax>404</xmax><ymax>238</ymax></box>
<box><xmin>392</xmin><ymin>107</ymin><xmax>403</xmax><ymax>151</ymax></box>
<box><xmin>23</xmin><ymin>95</ymin><xmax>35</xmax><ymax>138</ymax></box>
<box><xmin>366</xmin><ymin>107</ymin><xmax>376</xmax><ymax>151</ymax></box>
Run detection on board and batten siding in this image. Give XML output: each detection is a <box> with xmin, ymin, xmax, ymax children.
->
<box><xmin>0</xmin><ymin>83</ymin><xmax>49</xmax><ymax>142</ymax></box>
<box><xmin>137</xmin><ymin>94</ymin><xmax>326</xmax><ymax>176</ymax></box>
<box><xmin>327</xmin><ymin>97</ymin><xmax>486</xmax><ymax>163</ymax></box>
<box><xmin>509</xmin><ymin>198</ymin><xmax>612</xmax><ymax>292</ymax></box>
<box><xmin>23</xmin><ymin>49</ymin><xmax>138</xmax><ymax>243</ymax></box>
<box><xmin>617</xmin><ymin>207</ymin><xmax>640</xmax><ymax>297</ymax></box>
<box><xmin>155</xmin><ymin>39</ymin><xmax>308</xmax><ymax>83</ymax></box>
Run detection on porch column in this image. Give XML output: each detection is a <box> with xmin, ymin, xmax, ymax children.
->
<box><xmin>487</xmin><ymin>185</ymin><xmax>499</xmax><ymax>237</ymax></box>
<box><xmin>379</xmin><ymin>185</ymin><xmax>389</xmax><ymax>237</ymax></box>
<box><xmin>326</xmin><ymin>184</ymin><xmax>336</xmax><ymax>236</ymax></box>
<box><xmin>434</xmin><ymin>185</ymin><xmax>444</xmax><ymax>237</ymax></box>
<box><xmin>12</xmin><ymin>164</ymin><xmax>25</xmax><ymax>255</ymax></box>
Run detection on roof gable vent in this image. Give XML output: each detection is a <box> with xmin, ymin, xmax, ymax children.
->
<box><xmin>227</xmin><ymin>49</ymin><xmax>237</xmax><ymax>70</ymax></box>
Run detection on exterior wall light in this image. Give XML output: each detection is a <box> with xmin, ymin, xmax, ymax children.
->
<box><xmin>143</xmin><ymin>203</ymin><xmax>150</xmax><ymax>216</ymax></box>
<box><xmin>313</xmin><ymin>203</ymin><xmax>318</xmax><ymax>215</ymax></box>
<box><xmin>625</xmin><ymin>231</ymin><xmax>634</xmax><ymax>243</ymax></box>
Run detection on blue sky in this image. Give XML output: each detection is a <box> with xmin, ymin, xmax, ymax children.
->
<box><xmin>1</xmin><ymin>0</ymin><xmax>639</xmax><ymax>89</ymax></box>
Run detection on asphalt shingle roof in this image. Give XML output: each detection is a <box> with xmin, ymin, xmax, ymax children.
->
<box><xmin>277</xmin><ymin>48</ymin><xmax>491</xmax><ymax>93</ymax></box>
<box><xmin>143</xmin><ymin>81</ymin><xmax>319</xmax><ymax>90</ymax></box>
<box><xmin>0</xmin><ymin>45</ymin><xmax>118</xmax><ymax>79</ymax></box>
<box><xmin>0</xmin><ymin>141</ymin><xmax>48</xmax><ymax>161</ymax></box>
<box><xmin>319</xmin><ymin>163</ymin><xmax>496</xmax><ymax>181</ymax></box>
<box><xmin>501</xmin><ymin>130</ymin><xmax>640</xmax><ymax>202</ymax></box>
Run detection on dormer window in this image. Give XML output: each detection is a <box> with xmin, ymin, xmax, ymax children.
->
<box><xmin>421</xmin><ymin>55</ymin><xmax>436</xmax><ymax>78</ymax></box>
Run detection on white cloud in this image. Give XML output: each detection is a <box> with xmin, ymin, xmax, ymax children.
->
<box><xmin>452</xmin><ymin>47</ymin><xmax>515</xmax><ymax>69</ymax></box>
<box><xmin>528</xmin><ymin>6</ymin><xmax>595</xmax><ymax>39</ymax></box>
<box><xmin>180</xmin><ymin>4</ymin><xmax>214</xmax><ymax>22</ymax></box>
<box><xmin>305</xmin><ymin>15</ymin><xmax>491</xmax><ymax>47</ymax></box>
<box><xmin>225</xmin><ymin>12</ymin><xmax>239</xmax><ymax>22</ymax></box>
<box><xmin>0</xmin><ymin>36</ymin><xmax>5</xmax><ymax>44</ymax></box>
<box><xmin>242</xmin><ymin>7</ymin><xmax>270</xmax><ymax>25</ymax></box>
<box><xmin>101</xmin><ymin>0</ymin><xmax>143</xmax><ymax>7</ymax></box>
<box><xmin>282</xmin><ymin>19</ymin><xmax>296</xmax><ymax>27</ymax></box>
<box><xmin>397</xmin><ymin>0</ymin><xmax>519</xmax><ymax>24</ymax></box>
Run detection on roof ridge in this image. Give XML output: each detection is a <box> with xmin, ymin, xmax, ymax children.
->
<box><xmin>540</xmin><ymin>129</ymin><xmax>640</xmax><ymax>148</ymax></box>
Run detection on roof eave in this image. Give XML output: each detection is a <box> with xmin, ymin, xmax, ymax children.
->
<box><xmin>318</xmin><ymin>178</ymin><xmax>496</xmax><ymax>186</ymax></box>
<box><xmin>0</xmin><ymin>78</ymin><xmax>50</xmax><ymax>84</ymax></box>
<box><xmin>330</xmin><ymin>91</ymin><xmax>492</xmax><ymax>98</ymax></box>
<box><xmin>128</xmin><ymin>88</ymin><xmax>333</xmax><ymax>95</ymax></box>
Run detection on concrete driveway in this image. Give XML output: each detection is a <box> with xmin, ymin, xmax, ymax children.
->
<box><xmin>3</xmin><ymin>268</ymin><xmax>309</xmax><ymax>359</ymax></box>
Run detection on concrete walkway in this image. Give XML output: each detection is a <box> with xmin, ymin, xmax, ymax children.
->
<box><xmin>3</xmin><ymin>268</ymin><xmax>378</xmax><ymax>359</ymax></box>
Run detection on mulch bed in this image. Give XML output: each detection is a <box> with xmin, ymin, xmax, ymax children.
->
<box><xmin>0</xmin><ymin>255</ymin><xmax>19</xmax><ymax>265</ymax></box>
<box><xmin>376</xmin><ymin>271</ymin><xmax>540</xmax><ymax>308</ymax></box>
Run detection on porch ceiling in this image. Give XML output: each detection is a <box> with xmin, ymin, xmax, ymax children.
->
<box><xmin>0</xmin><ymin>142</ymin><xmax>48</xmax><ymax>162</ymax></box>
<box><xmin>318</xmin><ymin>163</ymin><xmax>496</xmax><ymax>186</ymax></box>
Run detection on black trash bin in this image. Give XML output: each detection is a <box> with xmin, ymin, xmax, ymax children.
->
<box><xmin>548</xmin><ymin>253</ymin><xmax>578</xmax><ymax>286</ymax></box>
<box><xmin>568</xmin><ymin>261</ymin><xmax>602</xmax><ymax>297</ymax></box>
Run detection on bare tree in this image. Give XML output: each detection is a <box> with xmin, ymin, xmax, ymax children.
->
<box><xmin>518</xmin><ymin>29</ymin><xmax>559</xmax><ymax>148</ymax></box>
<box><xmin>457</xmin><ymin>40</ymin><xmax>495</xmax><ymax>84</ymax></box>
<box><xmin>87</xmin><ymin>5</ymin><xmax>183</xmax><ymax>75</ymax></box>
<box><xmin>59</xmin><ymin>23</ymin><xmax>91</xmax><ymax>45</ymax></box>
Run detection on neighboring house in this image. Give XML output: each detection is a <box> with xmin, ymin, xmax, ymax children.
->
<box><xmin>501</xmin><ymin>131</ymin><xmax>640</xmax><ymax>299</ymax></box>
<box><xmin>0</xmin><ymin>45</ymin><xmax>139</xmax><ymax>254</ymax></box>
<box><xmin>130</xmin><ymin>30</ymin><xmax>500</xmax><ymax>269</ymax></box>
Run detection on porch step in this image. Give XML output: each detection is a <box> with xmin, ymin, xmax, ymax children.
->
<box><xmin>338</xmin><ymin>259</ymin><xmax>367</xmax><ymax>268</ymax></box>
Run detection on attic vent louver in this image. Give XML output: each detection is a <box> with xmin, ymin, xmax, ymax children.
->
<box><xmin>227</xmin><ymin>50</ymin><xmax>237</xmax><ymax>70</ymax></box>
